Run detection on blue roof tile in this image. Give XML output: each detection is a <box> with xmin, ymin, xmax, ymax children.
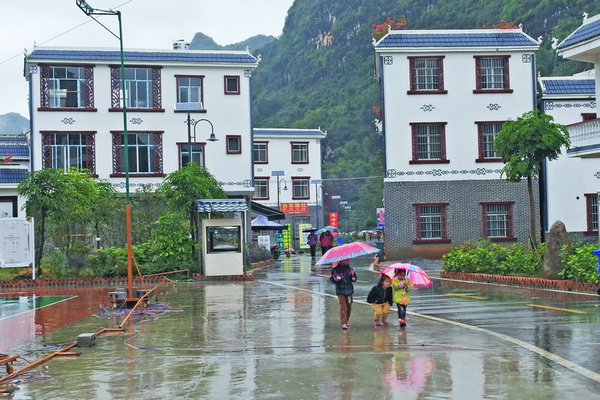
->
<box><xmin>558</xmin><ymin>17</ymin><xmax>600</xmax><ymax>49</ymax></box>
<box><xmin>0</xmin><ymin>169</ymin><xmax>28</xmax><ymax>184</ymax></box>
<box><xmin>0</xmin><ymin>144</ymin><xmax>29</xmax><ymax>157</ymax></box>
<box><xmin>376</xmin><ymin>31</ymin><xmax>538</xmax><ymax>48</ymax></box>
<box><xmin>0</xmin><ymin>136</ymin><xmax>26</xmax><ymax>143</ymax></box>
<box><xmin>540</xmin><ymin>78</ymin><xmax>595</xmax><ymax>95</ymax></box>
<box><xmin>27</xmin><ymin>49</ymin><xmax>258</xmax><ymax>64</ymax></box>
<box><xmin>253</xmin><ymin>128</ymin><xmax>325</xmax><ymax>136</ymax></box>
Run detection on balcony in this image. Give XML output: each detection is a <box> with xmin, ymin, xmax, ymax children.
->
<box><xmin>566</xmin><ymin>118</ymin><xmax>600</xmax><ymax>158</ymax></box>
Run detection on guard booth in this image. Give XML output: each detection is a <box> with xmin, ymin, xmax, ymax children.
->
<box><xmin>196</xmin><ymin>199</ymin><xmax>248</xmax><ymax>277</ymax></box>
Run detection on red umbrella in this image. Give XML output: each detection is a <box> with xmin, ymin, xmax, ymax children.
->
<box><xmin>315</xmin><ymin>242</ymin><xmax>379</xmax><ymax>265</ymax></box>
<box><xmin>381</xmin><ymin>263</ymin><xmax>433</xmax><ymax>287</ymax></box>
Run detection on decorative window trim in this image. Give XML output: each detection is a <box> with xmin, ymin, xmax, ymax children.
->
<box><xmin>413</xmin><ymin>202</ymin><xmax>450</xmax><ymax>243</ymax></box>
<box><xmin>407</xmin><ymin>56</ymin><xmax>447</xmax><ymax>95</ymax></box>
<box><xmin>253</xmin><ymin>177</ymin><xmax>270</xmax><ymax>200</ymax></box>
<box><xmin>0</xmin><ymin>196</ymin><xmax>19</xmax><ymax>218</ymax></box>
<box><xmin>110</xmin><ymin>130</ymin><xmax>164</xmax><ymax>177</ymax></box>
<box><xmin>291</xmin><ymin>176</ymin><xmax>311</xmax><ymax>200</ymax></box>
<box><xmin>409</xmin><ymin>122</ymin><xmax>448</xmax><ymax>164</ymax></box>
<box><xmin>224</xmin><ymin>75</ymin><xmax>241</xmax><ymax>95</ymax></box>
<box><xmin>473</xmin><ymin>55</ymin><xmax>513</xmax><ymax>93</ymax></box>
<box><xmin>291</xmin><ymin>141</ymin><xmax>309</xmax><ymax>164</ymax></box>
<box><xmin>480</xmin><ymin>201</ymin><xmax>516</xmax><ymax>241</ymax></box>
<box><xmin>253</xmin><ymin>141</ymin><xmax>269</xmax><ymax>164</ymax></box>
<box><xmin>109</xmin><ymin>65</ymin><xmax>164</xmax><ymax>112</ymax></box>
<box><xmin>475</xmin><ymin>120</ymin><xmax>504</xmax><ymax>162</ymax></box>
<box><xmin>177</xmin><ymin>141</ymin><xmax>205</xmax><ymax>168</ymax></box>
<box><xmin>40</xmin><ymin>130</ymin><xmax>96</xmax><ymax>174</ymax></box>
<box><xmin>581</xmin><ymin>113</ymin><xmax>597</xmax><ymax>121</ymax></box>
<box><xmin>175</xmin><ymin>75</ymin><xmax>206</xmax><ymax>113</ymax></box>
<box><xmin>38</xmin><ymin>64</ymin><xmax>96</xmax><ymax>111</ymax></box>
<box><xmin>226</xmin><ymin>135</ymin><xmax>242</xmax><ymax>154</ymax></box>
<box><xmin>585</xmin><ymin>193</ymin><xmax>598</xmax><ymax>234</ymax></box>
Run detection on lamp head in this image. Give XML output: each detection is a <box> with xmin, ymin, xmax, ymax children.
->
<box><xmin>207</xmin><ymin>132</ymin><xmax>218</xmax><ymax>142</ymax></box>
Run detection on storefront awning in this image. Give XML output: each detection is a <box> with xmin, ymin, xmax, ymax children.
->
<box><xmin>250</xmin><ymin>201</ymin><xmax>285</xmax><ymax>220</ymax></box>
<box><xmin>196</xmin><ymin>199</ymin><xmax>248</xmax><ymax>213</ymax></box>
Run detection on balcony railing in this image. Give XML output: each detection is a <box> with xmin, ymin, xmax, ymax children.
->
<box><xmin>567</xmin><ymin>118</ymin><xmax>600</xmax><ymax>143</ymax></box>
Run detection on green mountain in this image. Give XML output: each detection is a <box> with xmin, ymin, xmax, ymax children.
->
<box><xmin>189</xmin><ymin>33</ymin><xmax>277</xmax><ymax>54</ymax></box>
<box><xmin>0</xmin><ymin>112</ymin><xmax>29</xmax><ymax>134</ymax></box>
<box><xmin>250</xmin><ymin>0</ymin><xmax>600</xmax><ymax>231</ymax></box>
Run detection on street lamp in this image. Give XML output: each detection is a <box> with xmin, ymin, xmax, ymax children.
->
<box><xmin>76</xmin><ymin>0</ymin><xmax>136</xmax><ymax>301</ymax></box>
<box><xmin>271</xmin><ymin>171</ymin><xmax>287</xmax><ymax>210</ymax></box>
<box><xmin>312</xmin><ymin>179</ymin><xmax>322</xmax><ymax>227</ymax></box>
<box><xmin>184</xmin><ymin>115</ymin><xmax>217</xmax><ymax>164</ymax></box>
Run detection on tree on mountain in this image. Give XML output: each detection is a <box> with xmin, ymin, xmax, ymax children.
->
<box><xmin>494</xmin><ymin>110</ymin><xmax>570</xmax><ymax>248</ymax></box>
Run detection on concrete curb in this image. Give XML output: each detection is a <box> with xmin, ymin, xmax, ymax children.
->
<box><xmin>440</xmin><ymin>271</ymin><xmax>599</xmax><ymax>293</ymax></box>
<box><xmin>0</xmin><ymin>276</ymin><xmax>167</xmax><ymax>289</ymax></box>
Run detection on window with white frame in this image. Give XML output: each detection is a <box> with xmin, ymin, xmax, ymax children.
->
<box><xmin>178</xmin><ymin>143</ymin><xmax>204</xmax><ymax>167</ymax></box>
<box><xmin>253</xmin><ymin>178</ymin><xmax>269</xmax><ymax>200</ymax></box>
<box><xmin>112</xmin><ymin>132</ymin><xmax>163</xmax><ymax>176</ymax></box>
<box><xmin>176</xmin><ymin>75</ymin><xmax>203</xmax><ymax>107</ymax></box>
<box><xmin>586</xmin><ymin>194</ymin><xmax>598</xmax><ymax>233</ymax></box>
<box><xmin>414</xmin><ymin>203</ymin><xmax>449</xmax><ymax>242</ymax></box>
<box><xmin>253</xmin><ymin>141</ymin><xmax>268</xmax><ymax>163</ymax></box>
<box><xmin>39</xmin><ymin>65</ymin><xmax>94</xmax><ymax>109</ymax></box>
<box><xmin>41</xmin><ymin>132</ymin><xmax>95</xmax><ymax>172</ymax></box>
<box><xmin>408</xmin><ymin>56</ymin><xmax>446</xmax><ymax>94</ymax></box>
<box><xmin>481</xmin><ymin>202</ymin><xmax>514</xmax><ymax>239</ymax></box>
<box><xmin>476</xmin><ymin>122</ymin><xmax>503</xmax><ymax>161</ymax></box>
<box><xmin>111</xmin><ymin>66</ymin><xmax>162</xmax><ymax>110</ymax></box>
<box><xmin>410</xmin><ymin>123</ymin><xmax>447</xmax><ymax>163</ymax></box>
<box><xmin>474</xmin><ymin>56</ymin><xmax>512</xmax><ymax>93</ymax></box>
<box><xmin>292</xmin><ymin>178</ymin><xmax>310</xmax><ymax>200</ymax></box>
<box><xmin>224</xmin><ymin>75</ymin><xmax>240</xmax><ymax>94</ymax></box>
<box><xmin>294</xmin><ymin>216</ymin><xmax>311</xmax><ymax>238</ymax></box>
<box><xmin>291</xmin><ymin>142</ymin><xmax>309</xmax><ymax>164</ymax></box>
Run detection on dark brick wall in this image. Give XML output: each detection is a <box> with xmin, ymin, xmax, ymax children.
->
<box><xmin>383</xmin><ymin>179</ymin><xmax>538</xmax><ymax>259</ymax></box>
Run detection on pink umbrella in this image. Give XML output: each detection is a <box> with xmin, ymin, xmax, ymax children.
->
<box><xmin>315</xmin><ymin>241</ymin><xmax>379</xmax><ymax>265</ymax></box>
<box><xmin>381</xmin><ymin>263</ymin><xmax>433</xmax><ymax>287</ymax></box>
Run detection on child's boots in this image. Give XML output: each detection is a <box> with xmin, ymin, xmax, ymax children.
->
<box><xmin>399</xmin><ymin>318</ymin><xmax>406</xmax><ymax>327</ymax></box>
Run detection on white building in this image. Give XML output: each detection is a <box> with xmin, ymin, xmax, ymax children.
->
<box><xmin>374</xmin><ymin>28</ymin><xmax>540</xmax><ymax>258</ymax></box>
<box><xmin>538</xmin><ymin>73</ymin><xmax>597</xmax><ymax>239</ymax></box>
<box><xmin>252</xmin><ymin>128</ymin><xmax>326</xmax><ymax>247</ymax></box>
<box><xmin>0</xmin><ymin>134</ymin><xmax>29</xmax><ymax>218</ymax></box>
<box><xmin>555</xmin><ymin>13</ymin><xmax>600</xmax><ymax>239</ymax></box>
<box><xmin>24</xmin><ymin>47</ymin><xmax>259</xmax><ymax>197</ymax></box>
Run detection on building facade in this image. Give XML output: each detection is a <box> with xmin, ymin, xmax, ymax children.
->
<box><xmin>252</xmin><ymin>128</ymin><xmax>326</xmax><ymax>249</ymax></box>
<box><xmin>0</xmin><ymin>134</ymin><xmax>29</xmax><ymax>218</ymax></box>
<box><xmin>374</xmin><ymin>29</ymin><xmax>540</xmax><ymax>258</ymax></box>
<box><xmin>24</xmin><ymin>47</ymin><xmax>259</xmax><ymax>197</ymax></box>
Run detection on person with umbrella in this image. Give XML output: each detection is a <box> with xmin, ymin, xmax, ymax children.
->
<box><xmin>392</xmin><ymin>269</ymin><xmax>413</xmax><ymax>327</ymax></box>
<box><xmin>319</xmin><ymin>230</ymin><xmax>334</xmax><ymax>255</ymax></box>
<box><xmin>330</xmin><ymin>259</ymin><xmax>357</xmax><ymax>330</ymax></box>
<box><xmin>306</xmin><ymin>229</ymin><xmax>318</xmax><ymax>258</ymax></box>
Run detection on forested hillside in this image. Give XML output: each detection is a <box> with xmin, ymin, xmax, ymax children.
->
<box><xmin>250</xmin><ymin>0</ymin><xmax>600</xmax><ymax>230</ymax></box>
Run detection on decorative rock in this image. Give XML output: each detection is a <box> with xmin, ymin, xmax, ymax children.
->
<box><xmin>542</xmin><ymin>220</ymin><xmax>571</xmax><ymax>279</ymax></box>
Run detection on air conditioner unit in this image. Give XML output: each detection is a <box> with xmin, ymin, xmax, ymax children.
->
<box><xmin>175</xmin><ymin>102</ymin><xmax>203</xmax><ymax>111</ymax></box>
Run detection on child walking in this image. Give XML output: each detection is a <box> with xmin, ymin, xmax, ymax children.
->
<box><xmin>392</xmin><ymin>269</ymin><xmax>413</xmax><ymax>327</ymax></box>
<box><xmin>330</xmin><ymin>259</ymin><xmax>357</xmax><ymax>330</ymax></box>
<box><xmin>367</xmin><ymin>274</ymin><xmax>393</xmax><ymax>326</ymax></box>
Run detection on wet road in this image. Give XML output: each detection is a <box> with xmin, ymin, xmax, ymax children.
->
<box><xmin>3</xmin><ymin>254</ymin><xmax>600</xmax><ymax>398</ymax></box>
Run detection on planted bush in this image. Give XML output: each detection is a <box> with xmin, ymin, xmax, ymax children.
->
<box><xmin>560</xmin><ymin>243</ymin><xmax>599</xmax><ymax>283</ymax></box>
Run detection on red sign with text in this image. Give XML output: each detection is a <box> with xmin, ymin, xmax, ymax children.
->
<box><xmin>281</xmin><ymin>202</ymin><xmax>308</xmax><ymax>214</ymax></box>
<box><xmin>329</xmin><ymin>212</ymin><xmax>339</xmax><ymax>228</ymax></box>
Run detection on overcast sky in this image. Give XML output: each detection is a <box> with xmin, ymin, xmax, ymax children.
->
<box><xmin>0</xmin><ymin>0</ymin><xmax>294</xmax><ymax>117</ymax></box>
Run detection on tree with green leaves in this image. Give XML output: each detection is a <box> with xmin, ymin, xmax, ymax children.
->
<box><xmin>157</xmin><ymin>163</ymin><xmax>225</xmax><ymax>259</ymax></box>
<box><xmin>494</xmin><ymin>110</ymin><xmax>570</xmax><ymax>247</ymax></box>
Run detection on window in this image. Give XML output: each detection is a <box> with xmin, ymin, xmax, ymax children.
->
<box><xmin>408</xmin><ymin>56</ymin><xmax>446</xmax><ymax>94</ymax></box>
<box><xmin>476</xmin><ymin>122</ymin><xmax>504</xmax><ymax>162</ymax></box>
<box><xmin>292</xmin><ymin>177</ymin><xmax>310</xmax><ymax>200</ymax></box>
<box><xmin>414</xmin><ymin>203</ymin><xmax>449</xmax><ymax>243</ymax></box>
<box><xmin>585</xmin><ymin>194</ymin><xmax>598</xmax><ymax>233</ymax></box>
<box><xmin>410</xmin><ymin>123</ymin><xmax>448</xmax><ymax>163</ymax></box>
<box><xmin>226</xmin><ymin>135</ymin><xmax>242</xmax><ymax>154</ymax></box>
<box><xmin>481</xmin><ymin>202</ymin><xmax>514</xmax><ymax>240</ymax></box>
<box><xmin>110</xmin><ymin>66</ymin><xmax>162</xmax><ymax>110</ymax></box>
<box><xmin>39</xmin><ymin>65</ymin><xmax>94</xmax><ymax>110</ymax></box>
<box><xmin>176</xmin><ymin>75</ymin><xmax>204</xmax><ymax>109</ymax></box>
<box><xmin>178</xmin><ymin>143</ymin><xmax>204</xmax><ymax>167</ymax></box>
<box><xmin>254</xmin><ymin>141</ymin><xmax>268</xmax><ymax>163</ymax></box>
<box><xmin>111</xmin><ymin>131</ymin><xmax>163</xmax><ymax>176</ymax></box>
<box><xmin>41</xmin><ymin>131</ymin><xmax>95</xmax><ymax>172</ymax></box>
<box><xmin>294</xmin><ymin>216</ymin><xmax>311</xmax><ymax>238</ymax></box>
<box><xmin>253</xmin><ymin>178</ymin><xmax>269</xmax><ymax>200</ymax></box>
<box><xmin>582</xmin><ymin>113</ymin><xmax>597</xmax><ymax>121</ymax></box>
<box><xmin>291</xmin><ymin>142</ymin><xmax>309</xmax><ymax>164</ymax></box>
<box><xmin>224</xmin><ymin>75</ymin><xmax>240</xmax><ymax>95</ymax></box>
<box><xmin>0</xmin><ymin>196</ymin><xmax>18</xmax><ymax>218</ymax></box>
<box><xmin>474</xmin><ymin>56</ymin><xmax>512</xmax><ymax>93</ymax></box>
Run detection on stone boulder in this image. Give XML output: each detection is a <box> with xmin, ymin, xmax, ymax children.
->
<box><xmin>542</xmin><ymin>220</ymin><xmax>571</xmax><ymax>279</ymax></box>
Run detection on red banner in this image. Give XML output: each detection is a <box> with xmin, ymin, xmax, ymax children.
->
<box><xmin>281</xmin><ymin>202</ymin><xmax>308</xmax><ymax>214</ymax></box>
<box><xmin>329</xmin><ymin>212</ymin><xmax>339</xmax><ymax>228</ymax></box>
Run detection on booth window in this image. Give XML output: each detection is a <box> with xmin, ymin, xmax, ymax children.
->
<box><xmin>206</xmin><ymin>226</ymin><xmax>241</xmax><ymax>253</ymax></box>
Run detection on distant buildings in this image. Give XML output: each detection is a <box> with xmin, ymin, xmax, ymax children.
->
<box><xmin>0</xmin><ymin>134</ymin><xmax>29</xmax><ymax>217</ymax></box>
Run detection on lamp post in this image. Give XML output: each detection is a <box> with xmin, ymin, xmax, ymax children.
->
<box><xmin>76</xmin><ymin>0</ymin><xmax>136</xmax><ymax>301</ymax></box>
<box><xmin>184</xmin><ymin>115</ymin><xmax>217</xmax><ymax>164</ymax></box>
<box><xmin>312</xmin><ymin>179</ymin><xmax>322</xmax><ymax>227</ymax></box>
<box><xmin>271</xmin><ymin>171</ymin><xmax>286</xmax><ymax>210</ymax></box>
